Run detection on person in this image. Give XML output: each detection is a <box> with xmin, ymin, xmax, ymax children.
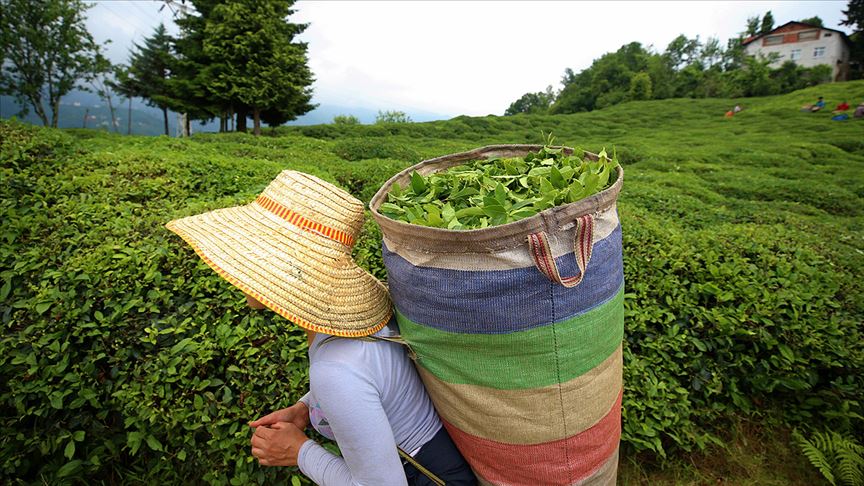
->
<box><xmin>724</xmin><ymin>110</ymin><xmax>734</xmax><ymax>118</ymax></box>
<box><xmin>166</xmin><ymin>170</ymin><xmax>477</xmax><ymax>485</ymax></box>
<box><xmin>801</xmin><ymin>96</ymin><xmax>826</xmax><ymax>112</ymax></box>
<box><xmin>833</xmin><ymin>100</ymin><xmax>850</xmax><ymax>113</ymax></box>
<box><xmin>733</xmin><ymin>104</ymin><xmax>743</xmax><ymax>113</ymax></box>
<box><xmin>854</xmin><ymin>102</ymin><xmax>864</xmax><ymax>119</ymax></box>
<box><xmin>812</xmin><ymin>96</ymin><xmax>826</xmax><ymax>112</ymax></box>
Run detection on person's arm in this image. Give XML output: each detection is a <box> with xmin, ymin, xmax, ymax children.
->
<box><xmin>298</xmin><ymin>360</ymin><xmax>407</xmax><ymax>486</ymax></box>
<box><xmin>249</xmin><ymin>397</ymin><xmax>311</xmax><ymax>430</ymax></box>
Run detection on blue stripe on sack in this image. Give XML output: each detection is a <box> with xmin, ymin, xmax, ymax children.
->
<box><xmin>383</xmin><ymin>225</ymin><xmax>623</xmax><ymax>334</ymax></box>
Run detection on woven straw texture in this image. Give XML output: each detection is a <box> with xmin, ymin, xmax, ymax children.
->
<box><xmin>167</xmin><ymin>170</ymin><xmax>391</xmax><ymax>337</ymax></box>
<box><xmin>371</xmin><ymin>146</ymin><xmax>624</xmax><ymax>485</ymax></box>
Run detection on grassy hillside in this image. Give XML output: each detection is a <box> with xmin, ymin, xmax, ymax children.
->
<box><xmin>2</xmin><ymin>81</ymin><xmax>863</xmax><ymax>485</ymax></box>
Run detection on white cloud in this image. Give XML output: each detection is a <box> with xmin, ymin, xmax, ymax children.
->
<box><xmin>84</xmin><ymin>0</ymin><xmax>851</xmax><ymax>118</ymax></box>
<box><xmin>292</xmin><ymin>0</ymin><xmax>850</xmax><ymax>116</ymax></box>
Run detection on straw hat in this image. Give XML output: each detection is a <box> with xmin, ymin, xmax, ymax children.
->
<box><xmin>166</xmin><ymin>170</ymin><xmax>392</xmax><ymax>337</ymax></box>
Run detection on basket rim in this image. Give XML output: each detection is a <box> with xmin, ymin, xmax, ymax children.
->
<box><xmin>369</xmin><ymin>144</ymin><xmax>624</xmax><ymax>253</ymax></box>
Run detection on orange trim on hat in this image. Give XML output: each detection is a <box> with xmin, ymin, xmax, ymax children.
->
<box><xmin>165</xmin><ymin>222</ymin><xmax>390</xmax><ymax>338</ymax></box>
<box><xmin>255</xmin><ymin>194</ymin><xmax>356</xmax><ymax>247</ymax></box>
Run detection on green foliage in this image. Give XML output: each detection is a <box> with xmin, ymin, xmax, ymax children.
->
<box><xmin>202</xmin><ymin>0</ymin><xmax>314</xmax><ymax>135</ymax></box>
<box><xmin>842</xmin><ymin>0</ymin><xmax>864</xmax><ymax>80</ymax></box>
<box><xmin>760</xmin><ymin>11</ymin><xmax>775</xmax><ymax>35</ymax></box>
<box><xmin>505</xmin><ymin>86</ymin><xmax>555</xmax><ymax>115</ymax></box>
<box><xmin>794</xmin><ymin>429</ymin><xmax>864</xmax><ymax>485</ymax></box>
<box><xmin>537</xmin><ymin>12</ymin><xmax>839</xmax><ymax>116</ymax></box>
<box><xmin>0</xmin><ymin>121</ymin><xmax>328</xmax><ymax>484</ymax></box>
<box><xmin>379</xmin><ymin>146</ymin><xmax>618</xmax><ymax>229</ymax></box>
<box><xmin>332</xmin><ymin>114</ymin><xmax>360</xmax><ymax>125</ymax></box>
<box><xmin>629</xmin><ymin>72</ymin><xmax>653</xmax><ymax>101</ymax></box>
<box><xmin>116</xmin><ymin>23</ymin><xmax>176</xmax><ymax>136</ymax></box>
<box><xmin>375</xmin><ymin>110</ymin><xmax>412</xmax><ymax>124</ymax></box>
<box><xmin>2</xmin><ymin>81</ymin><xmax>864</xmax><ymax>482</ymax></box>
<box><xmin>330</xmin><ymin>138</ymin><xmax>420</xmax><ymax>164</ymax></box>
<box><xmin>0</xmin><ymin>0</ymin><xmax>106</xmax><ymax>128</ymax></box>
<box><xmin>799</xmin><ymin>16</ymin><xmax>824</xmax><ymax>27</ymax></box>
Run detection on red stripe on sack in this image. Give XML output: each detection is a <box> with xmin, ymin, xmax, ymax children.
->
<box><xmin>255</xmin><ymin>195</ymin><xmax>355</xmax><ymax>247</ymax></box>
<box><xmin>577</xmin><ymin>216</ymin><xmax>586</xmax><ymax>266</ymax></box>
<box><xmin>528</xmin><ymin>234</ymin><xmax>546</xmax><ymax>279</ymax></box>
<box><xmin>536</xmin><ymin>235</ymin><xmax>556</xmax><ymax>282</ymax></box>
<box><xmin>444</xmin><ymin>391</ymin><xmax>622</xmax><ymax>486</ymax></box>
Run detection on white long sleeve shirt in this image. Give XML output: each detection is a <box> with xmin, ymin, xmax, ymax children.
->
<box><xmin>297</xmin><ymin>322</ymin><xmax>442</xmax><ymax>486</ymax></box>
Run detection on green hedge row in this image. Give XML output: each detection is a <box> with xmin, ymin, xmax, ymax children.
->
<box><xmin>2</xmin><ymin>80</ymin><xmax>863</xmax><ymax>484</ymax></box>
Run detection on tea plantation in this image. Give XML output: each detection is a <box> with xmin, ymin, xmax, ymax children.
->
<box><xmin>2</xmin><ymin>81</ymin><xmax>863</xmax><ymax>485</ymax></box>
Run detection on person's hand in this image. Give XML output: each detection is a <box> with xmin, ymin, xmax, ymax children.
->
<box><xmin>250</xmin><ymin>422</ymin><xmax>310</xmax><ymax>467</ymax></box>
<box><xmin>249</xmin><ymin>402</ymin><xmax>310</xmax><ymax>430</ymax></box>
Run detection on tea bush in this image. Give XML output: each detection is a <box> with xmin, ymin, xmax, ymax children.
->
<box><xmin>330</xmin><ymin>137</ymin><xmax>420</xmax><ymax>163</ymax></box>
<box><xmin>2</xmin><ymin>80</ymin><xmax>863</xmax><ymax>483</ymax></box>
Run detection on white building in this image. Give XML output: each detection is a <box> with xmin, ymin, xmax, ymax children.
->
<box><xmin>742</xmin><ymin>21</ymin><xmax>852</xmax><ymax>81</ymax></box>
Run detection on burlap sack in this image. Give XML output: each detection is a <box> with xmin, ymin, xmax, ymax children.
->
<box><xmin>370</xmin><ymin>145</ymin><xmax>624</xmax><ymax>486</ymax></box>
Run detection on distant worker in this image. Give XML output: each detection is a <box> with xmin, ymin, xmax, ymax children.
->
<box><xmin>733</xmin><ymin>104</ymin><xmax>743</xmax><ymax>113</ymax></box>
<box><xmin>812</xmin><ymin>96</ymin><xmax>826</xmax><ymax>112</ymax></box>
<box><xmin>854</xmin><ymin>102</ymin><xmax>864</xmax><ymax>119</ymax></box>
<box><xmin>725</xmin><ymin>110</ymin><xmax>734</xmax><ymax>118</ymax></box>
<box><xmin>801</xmin><ymin>96</ymin><xmax>826</xmax><ymax>112</ymax></box>
<box><xmin>833</xmin><ymin>101</ymin><xmax>850</xmax><ymax>113</ymax></box>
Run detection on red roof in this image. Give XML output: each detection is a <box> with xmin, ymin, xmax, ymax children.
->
<box><xmin>741</xmin><ymin>21</ymin><xmax>851</xmax><ymax>47</ymax></box>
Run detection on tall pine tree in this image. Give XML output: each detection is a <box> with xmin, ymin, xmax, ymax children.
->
<box><xmin>172</xmin><ymin>0</ymin><xmax>224</xmax><ymax>133</ymax></box>
<box><xmin>117</xmin><ymin>23</ymin><xmax>176</xmax><ymax>136</ymax></box>
<box><xmin>202</xmin><ymin>0</ymin><xmax>314</xmax><ymax>135</ymax></box>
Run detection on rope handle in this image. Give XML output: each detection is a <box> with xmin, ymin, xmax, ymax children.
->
<box><xmin>398</xmin><ymin>447</ymin><xmax>446</xmax><ymax>486</ymax></box>
<box><xmin>527</xmin><ymin>214</ymin><xmax>595</xmax><ymax>289</ymax></box>
<box><xmin>320</xmin><ymin>333</ymin><xmax>417</xmax><ymax>361</ymax></box>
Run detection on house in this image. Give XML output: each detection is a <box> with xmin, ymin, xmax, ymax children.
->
<box><xmin>742</xmin><ymin>21</ymin><xmax>852</xmax><ymax>81</ymax></box>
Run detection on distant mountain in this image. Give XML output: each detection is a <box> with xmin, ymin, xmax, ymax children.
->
<box><xmin>1</xmin><ymin>90</ymin><xmax>452</xmax><ymax>135</ymax></box>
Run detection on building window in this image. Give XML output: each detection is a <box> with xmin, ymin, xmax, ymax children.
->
<box><xmin>813</xmin><ymin>47</ymin><xmax>826</xmax><ymax>58</ymax></box>
<box><xmin>824</xmin><ymin>33</ymin><xmax>833</xmax><ymax>37</ymax></box>
<box><xmin>798</xmin><ymin>30</ymin><xmax>819</xmax><ymax>41</ymax></box>
<box><xmin>790</xmin><ymin>49</ymin><xmax>802</xmax><ymax>60</ymax></box>
<box><xmin>764</xmin><ymin>35</ymin><xmax>784</xmax><ymax>46</ymax></box>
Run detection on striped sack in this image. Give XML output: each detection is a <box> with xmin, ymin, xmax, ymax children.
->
<box><xmin>370</xmin><ymin>145</ymin><xmax>624</xmax><ymax>486</ymax></box>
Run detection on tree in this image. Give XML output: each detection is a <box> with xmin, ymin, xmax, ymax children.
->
<box><xmin>745</xmin><ymin>15</ymin><xmax>761</xmax><ymax>37</ymax></box>
<box><xmin>333</xmin><ymin>114</ymin><xmax>359</xmax><ymax>125</ymax></box>
<box><xmin>505</xmin><ymin>86</ymin><xmax>555</xmax><ymax>115</ymax></box>
<box><xmin>550</xmin><ymin>68</ymin><xmax>595</xmax><ymax>114</ymax></box>
<box><xmin>111</xmin><ymin>65</ymin><xmax>136</xmax><ymax>134</ymax></box>
<box><xmin>89</xmin><ymin>56</ymin><xmax>119</xmax><ymax>133</ymax></box>
<box><xmin>172</xmin><ymin>0</ymin><xmax>227</xmax><ymax>133</ymax></box>
<box><xmin>700</xmin><ymin>37</ymin><xmax>724</xmax><ymax>69</ymax></box>
<box><xmin>841</xmin><ymin>0</ymin><xmax>864</xmax><ymax>29</ymax></box>
<box><xmin>731</xmin><ymin>54</ymin><xmax>779</xmax><ymax>97</ymax></box>
<box><xmin>202</xmin><ymin>0</ymin><xmax>315</xmax><ymax>135</ymax></box>
<box><xmin>0</xmin><ymin>0</ymin><xmax>106</xmax><ymax>127</ymax></box>
<box><xmin>629</xmin><ymin>72</ymin><xmax>652</xmax><ymax>100</ymax></box>
<box><xmin>841</xmin><ymin>0</ymin><xmax>864</xmax><ymax>79</ymax></box>
<box><xmin>375</xmin><ymin>110</ymin><xmax>412</xmax><ymax>123</ymax></box>
<box><xmin>118</xmin><ymin>23</ymin><xmax>176</xmax><ymax>136</ymax></box>
<box><xmin>664</xmin><ymin>35</ymin><xmax>701</xmax><ymax>70</ymax></box>
<box><xmin>760</xmin><ymin>11</ymin><xmax>775</xmax><ymax>35</ymax></box>
<box><xmin>799</xmin><ymin>16</ymin><xmax>824</xmax><ymax>27</ymax></box>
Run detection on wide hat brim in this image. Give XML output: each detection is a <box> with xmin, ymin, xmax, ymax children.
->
<box><xmin>166</xmin><ymin>200</ymin><xmax>392</xmax><ymax>337</ymax></box>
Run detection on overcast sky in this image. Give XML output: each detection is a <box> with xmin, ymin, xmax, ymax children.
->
<box><xmin>86</xmin><ymin>0</ymin><xmax>852</xmax><ymax>118</ymax></box>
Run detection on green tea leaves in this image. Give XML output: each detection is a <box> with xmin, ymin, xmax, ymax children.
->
<box><xmin>410</xmin><ymin>171</ymin><xmax>426</xmax><ymax>194</ymax></box>
<box><xmin>382</xmin><ymin>145</ymin><xmax>619</xmax><ymax>229</ymax></box>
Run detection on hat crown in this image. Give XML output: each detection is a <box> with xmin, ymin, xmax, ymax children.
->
<box><xmin>260</xmin><ymin>171</ymin><xmax>365</xmax><ymax>241</ymax></box>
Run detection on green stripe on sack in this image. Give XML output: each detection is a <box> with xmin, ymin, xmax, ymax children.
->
<box><xmin>397</xmin><ymin>286</ymin><xmax>625</xmax><ymax>390</ymax></box>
